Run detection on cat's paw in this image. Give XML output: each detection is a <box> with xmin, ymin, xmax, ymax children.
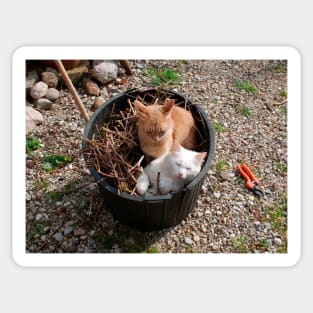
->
<box><xmin>136</xmin><ymin>182</ymin><xmax>148</xmax><ymax>195</ymax></box>
<box><xmin>136</xmin><ymin>171</ymin><xmax>149</xmax><ymax>195</ymax></box>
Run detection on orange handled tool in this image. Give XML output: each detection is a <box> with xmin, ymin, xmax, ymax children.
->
<box><xmin>237</xmin><ymin>163</ymin><xmax>264</xmax><ymax>197</ymax></box>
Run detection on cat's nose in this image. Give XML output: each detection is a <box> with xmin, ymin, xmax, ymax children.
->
<box><xmin>178</xmin><ymin>172</ymin><xmax>184</xmax><ymax>178</ymax></box>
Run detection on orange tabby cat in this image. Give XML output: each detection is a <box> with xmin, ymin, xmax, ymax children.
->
<box><xmin>134</xmin><ymin>98</ymin><xmax>196</xmax><ymax>161</ymax></box>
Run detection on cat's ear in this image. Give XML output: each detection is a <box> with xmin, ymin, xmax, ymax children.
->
<box><xmin>196</xmin><ymin>152</ymin><xmax>207</xmax><ymax>164</ymax></box>
<box><xmin>134</xmin><ymin>100</ymin><xmax>148</xmax><ymax>117</ymax></box>
<box><xmin>162</xmin><ymin>99</ymin><xmax>175</xmax><ymax>115</ymax></box>
<box><xmin>170</xmin><ymin>140</ymin><xmax>181</xmax><ymax>152</ymax></box>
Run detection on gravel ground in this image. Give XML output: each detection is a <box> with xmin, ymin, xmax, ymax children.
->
<box><xmin>26</xmin><ymin>59</ymin><xmax>288</xmax><ymax>253</ymax></box>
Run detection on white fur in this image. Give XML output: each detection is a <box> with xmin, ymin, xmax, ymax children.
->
<box><xmin>136</xmin><ymin>144</ymin><xmax>206</xmax><ymax>195</ymax></box>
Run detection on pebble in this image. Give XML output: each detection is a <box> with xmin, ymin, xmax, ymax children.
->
<box><xmin>219</xmin><ymin>169</ymin><xmax>232</xmax><ymax>181</ymax></box>
<box><xmin>92</xmin><ymin>96</ymin><xmax>105</xmax><ymax>110</ymax></box>
<box><xmin>82</xmin><ymin>78</ymin><xmax>100</xmax><ymax>96</ymax></box>
<box><xmin>54</xmin><ymin>233</ymin><xmax>64</xmax><ymax>242</ymax></box>
<box><xmin>193</xmin><ymin>235</ymin><xmax>200</xmax><ymax>242</ymax></box>
<box><xmin>274</xmin><ymin>237</ymin><xmax>282</xmax><ymax>245</ymax></box>
<box><xmin>35</xmin><ymin>213</ymin><xmax>43</xmax><ymax>221</ymax></box>
<box><xmin>74</xmin><ymin>228</ymin><xmax>85</xmax><ymax>236</ymax></box>
<box><xmin>185</xmin><ymin>237</ymin><xmax>193</xmax><ymax>245</ymax></box>
<box><xmin>253</xmin><ymin>221</ymin><xmax>261</xmax><ymax>228</ymax></box>
<box><xmin>64</xmin><ymin>226</ymin><xmax>74</xmax><ymax>236</ymax></box>
<box><xmin>213</xmin><ymin>192</ymin><xmax>221</xmax><ymax>199</ymax></box>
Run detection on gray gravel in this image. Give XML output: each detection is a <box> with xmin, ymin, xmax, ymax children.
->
<box><xmin>26</xmin><ymin>59</ymin><xmax>288</xmax><ymax>253</ymax></box>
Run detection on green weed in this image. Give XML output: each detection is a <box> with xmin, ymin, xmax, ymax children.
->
<box><xmin>147</xmin><ymin>245</ymin><xmax>159</xmax><ymax>253</ymax></box>
<box><xmin>48</xmin><ymin>190</ymin><xmax>64</xmax><ymax>200</ymax></box>
<box><xmin>146</xmin><ymin>66</ymin><xmax>182</xmax><ymax>86</ymax></box>
<box><xmin>34</xmin><ymin>178</ymin><xmax>50</xmax><ymax>190</ymax></box>
<box><xmin>279</xmin><ymin>106</ymin><xmax>287</xmax><ymax>114</ymax></box>
<box><xmin>280</xmin><ymin>90</ymin><xmax>288</xmax><ymax>97</ymax></box>
<box><xmin>27</xmin><ymin>223</ymin><xmax>45</xmax><ymax>241</ymax></box>
<box><xmin>213</xmin><ymin>121</ymin><xmax>225</xmax><ymax>133</ymax></box>
<box><xmin>263</xmin><ymin>196</ymin><xmax>287</xmax><ymax>252</ymax></box>
<box><xmin>177</xmin><ymin>60</ymin><xmax>188</xmax><ymax>65</ymax></box>
<box><xmin>272</xmin><ymin>63</ymin><xmax>287</xmax><ymax>73</ymax></box>
<box><xmin>231</xmin><ymin>236</ymin><xmax>248</xmax><ymax>253</ymax></box>
<box><xmin>237</xmin><ymin>105</ymin><xmax>253</xmax><ymax>117</ymax></box>
<box><xmin>273</xmin><ymin>162</ymin><xmax>288</xmax><ymax>174</ymax></box>
<box><xmin>235</xmin><ymin>80</ymin><xmax>257</xmax><ymax>94</ymax></box>
<box><xmin>42</xmin><ymin>153</ymin><xmax>72</xmax><ymax>172</ymax></box>
<box><xmin>216</xmin><ymin>158</ymin><xmax>227</xmax><ymax>177</ymax></box>
<box><xmin>26</xmin><ymin>136</ymin><xmax>40</xmax><ymax>154</ymax></box>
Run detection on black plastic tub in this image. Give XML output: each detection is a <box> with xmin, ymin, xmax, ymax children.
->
<box><xmin>82</xmin><ymin>88</ymin><xmax>215</xmax><ymax>230</ymax></box>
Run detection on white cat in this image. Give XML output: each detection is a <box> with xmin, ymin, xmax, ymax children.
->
<box><xmin>136</xmin><ymin>141</ymin><xmax>207</xmax><ymax>195</ymax></box>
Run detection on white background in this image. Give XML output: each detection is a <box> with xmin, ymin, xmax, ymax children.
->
<box><xmin>1</xmin><ymin>1</ymin><xmax>311</xmax><ymax>312</ymax></box>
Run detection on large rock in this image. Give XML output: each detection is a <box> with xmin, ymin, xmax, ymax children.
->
<box><xmin>45</xmin><ymin>88</ymin><xmax>60</xmax><ymax>101</ymax></box>
<box><xmin>41</xmin><ymin>71</ymin><xmax>58</xmax><ymax>88</ymax></box>
<box><xmin>34</xmin><ymin>98</ymin><xmax>53</xmax><ymax>110</ymax></box>
<box><xmin>30</xmin><ymin>81</ymin><xmax>48</xmax><ymax>100</ymax></box>
<box><xmin>26</xmin><ymin>70</ymin><xmax>40</xmax><ymax>89</ymax></box>
<box><xmin>26</xmin><ymin>106</ymin><xmax>43</xmax><ymax>134</ymax></box>
<box><xmin>90</xmin><ymin>60</ymin><xmax>119</xmax><ymax>84</ymax></box>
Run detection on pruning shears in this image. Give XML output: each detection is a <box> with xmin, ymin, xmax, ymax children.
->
<box><xmin>237</xmin><ymin>163</ymin><xmax>264</xmax><ymax>198</ymax></box>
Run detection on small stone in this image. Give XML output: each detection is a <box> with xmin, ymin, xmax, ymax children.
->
<box><xmin>41</xmin><ymin>71</ymin><xmax>58</xmax><ymax>88</ymax></box>
<box><xmin>254</xmin><ymin>221</ymin><xmax>261</xmax><ymax>228</ymax></box>
<box><xmin>100</xmin><ymin>87</ymin><xmax>109</xmax><ymax>99</ymax></box>
<box><xmin>54</xmin><ymin>233</ymin><xmax>64</xmax><ymax>242</ymax></box>
<box><xmin>34</xmin><ymin>98</ymin><xmax>53</xmax><ymax>110</ymax></box>
<box><xmin>35</xmin><ymin>213</ymin><xmax>43</xmax><ymax>221</ymax></box>
<box><xmin>274</xmin><ymin>237</ymin><xmax>282</xmax><ymax>245</ymax></box>
<box><xmin>45</xmin><ymin>88</ymin><xmax>60</xmax><ymax>101</ymax></box>
<box><xmin>82</xmin><ymin>78</ymin><xmax>100</xmax><ymax>96</ymax></box>
<box><xmin>70</xmin><ymin>123</ymin><xmax>78</xmax><ymax>131</ymax></box>
<box><xmin>213</xmin><ymin>192</ymin><xmax>221</xmax><ymax>199</ymax></box>
<box><xmin>26</xmin><ymin>193</ymin><xmax>31</xmax><ymax>201</ymax></box>
<box><xmin>30</xmin><ymin>81</ymin><xmax>48</xmax><ymax>99</ymax></box>
<box><xmin>219</xmin><ymin>169</ymin><xmax>231</xmax><ymax>180</ymax></box>
<box><xmin>74</xmin><ymin>228</ymin><xmax>85</xmax><ymax>236</ymax></box>
<box><xmin>185</xmin><ymin>237</ymin><xmax>193</xmax><ymax>245</ymax></box>
<box><xmin>92</xmin><ymin>96</ymin><xmax>105</xmax><ymax>110</ymax></box>
<box><xmin>89</xmin><ymin>230</ymin><xmax>96</xmax><ymax>236</ymax></box>
<box><xmin>64</xmin><ymin>226</ymin><xmax>74</xmax><ymax>236</ymax></box>
<box><xmin>193</xmin><ymin>235</ymin><xmax>200</xmax><ymax>242</ymax></box>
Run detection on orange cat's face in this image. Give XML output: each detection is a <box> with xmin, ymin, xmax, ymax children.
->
<box><xmin>134</xmin><ymin>99</ymin><xmax>175</xmax><ymax>143</ymax></box>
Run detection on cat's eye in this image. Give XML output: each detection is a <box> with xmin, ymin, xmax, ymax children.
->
<box><xmin>176</xmin><ymin>162</ymin><xmax>181</xmax><ymax>167</ymax></box>
<box><xmin>158</xmin><ymin>130</ymin><xmax>165</xmax><ymax>137</ymax></box>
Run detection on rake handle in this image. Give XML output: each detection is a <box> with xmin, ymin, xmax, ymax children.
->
<box><xmin>54</xmin><ymin>60</ymin><xmax>89</xmax><ymax>122</ymax></box>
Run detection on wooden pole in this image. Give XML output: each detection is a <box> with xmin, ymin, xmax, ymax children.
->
<box><xmin>54</xmin><ymin>60</ymin><xmax>89</xmax><ymax>122</ymax></box>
